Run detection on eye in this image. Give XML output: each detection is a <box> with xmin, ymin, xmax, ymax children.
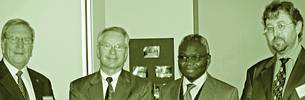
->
<box><xmin>277</xmin><ymin>24</ymin><xmax>285</xmax><ymax>30</ymax></box>
<box><xmin>100</xmin><ymin>43</ymin><xmax>111</xmax><ymax>48</ymax></box>
<box><xmin>178</xmin><ymin>55</ymin><xmax>187</xmax><ymax>60</ymax></box>
<box><xmin>265</xmin><ymin>26</ymin><xmax>273</xmax><ymax>32</ymax></box>
<box><xmin>23</xmin><ymin>38</ymin><xmax>33</xmax><ymax>44</ymax></box>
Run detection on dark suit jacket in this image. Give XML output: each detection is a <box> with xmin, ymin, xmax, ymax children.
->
<box><xmin>241</xmin><ymin>48</ymin><xmax>305</xmax><ymax>100</ymax></box>
<box><xmin>0</xmin><ymin>60</ymin><xmax>55</xmax><ymax>100</ymax></box>
<box><xmin>69</xmin><ymin>70</ymin><xmax>154</xmax><ymax>100</ymax></box>
<box><xmin>160</xmin><ymin>73</ymin><xmax>239</xmax><ymax>100</ymax></box>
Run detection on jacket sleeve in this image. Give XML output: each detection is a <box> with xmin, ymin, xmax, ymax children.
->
<box><xmin>69</xmin><ymin>82</ymin><xmax>82</xmax><ymax>100</ymax></box>
<box><xmin>241</xmin><ymin>68</ymin><xmax>254</xmax><ymax>100</ymax></box>
<box><xmin>229</xmin><ymin>87</ymin><xmax>239</xmax><ymax>100</ymax></box>
<box><xmin>139</xmin><ymin>81</ymin><xmax>154</xmax><ymax>100</ymax></box>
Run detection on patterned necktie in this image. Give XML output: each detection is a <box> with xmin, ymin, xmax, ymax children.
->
<box><xmin>105</xmin><ymin>77</ymin><xmax>114</xmax><ymax>100</ymax></box>
<box><xmin>272</xmin><ymin>58</ymin><xmax>289</xmax><ymax>100</ymax></box>
<box><xmin>16</xmin><ymin>71</ymin><xmax>30</xmax><ymax>100</ymax></box>
<box><xmin>184</xmin><ymin>84</ymin><xmax>196</xmax><ymax>100</ymax></box>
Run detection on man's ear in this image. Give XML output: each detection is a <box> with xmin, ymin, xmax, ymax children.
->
<box><xmin>1</xmin><ymin>40</ymin><xmax>5</xmax><ymax>54</ymax></box>
<box><xmin>96</xmin><ymin>46</ymin><xmax>100</xmax><ymax>59</ymax></box>
<box><xmin>207</xmin><ymin>54</ymin><xmax>211</xmax><ymax>66</ymax></box>
<box><xmin>295</xmin><ymin>21</ymin><xmax>302</xmax><ymax>36</ymax></box>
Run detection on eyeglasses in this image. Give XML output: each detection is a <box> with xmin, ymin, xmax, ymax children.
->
<box><xmin>5</xmin><ymin>37</ymin><xmax>33</xmax><ymax>44</ymax></box>
<box><xmin>178</xmin><ymin>54</ymin><xmax>210</xmax><ymax>62</ymax></box>
<box><xmin>99</xmin><ymin>43</ymin><xmax>127</xmax><ymax>51</ymax></box>
<box><xmin>264</xmin><ymin>22</ymin><xmax>293</xmax><ymax>34</ymax></box>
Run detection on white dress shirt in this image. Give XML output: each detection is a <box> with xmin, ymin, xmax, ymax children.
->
<box><xmin>100</xmin><ymin>69</ymin><xmax>121</xmax><ymax>99</ymax></box>
<box><xmin>4</xmin><ymin>58</ymin><xmax>37</xmax><ymax>100</ymax></box>
<box><xmin>182</xmin><ymin>72</ymin><xmax>207</xmax><ymax>100</ymax></box>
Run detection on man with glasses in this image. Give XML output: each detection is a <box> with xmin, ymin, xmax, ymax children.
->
<box><xmin>160</xmin><ymin>34</ymin><xmax>238</xmax><ymax>100</ymax></box>
<box><xmin>69</xmin><ymin>26</ymin><xmax>153</xmax><ymax>100</ymax></box>
<box><xmin>241</xmin><ymin>1</ymin><xmax>305</xmax><ymax>100</ymax></box>
<box><xmin>0</xmin><ymin>18</ymin><xmax>55</xmax><ymax>100</ymax></box>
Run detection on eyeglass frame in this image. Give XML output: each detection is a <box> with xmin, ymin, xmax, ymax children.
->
<box><xmin>4</xmin><ymin>36</ymin><xmax>33</xmax><ymax>45</ymax></box>
<box><xmin>98</xmin><ymin>43</ymin><xmax>128</xmax><ymax>51</ymax></box>
<box><xmin>264</xmin><ymin>22</ymin><xmax>294</xmax><ymax>34</ymax></box>
<box><xmin>178</xmin><ymin>54</ymin><xmax>210</xmax><ymax>62</ymax></box>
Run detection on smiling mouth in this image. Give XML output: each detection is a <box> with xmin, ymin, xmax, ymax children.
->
<box><xmin>14</xmin><ymin>52</ymin><xmax>25</xmax><ymax>55</ymax></box>
<box><xmin>185</xmin><ymin>69</ymin><xmax>195</xmax><ymax>73</ymax></box>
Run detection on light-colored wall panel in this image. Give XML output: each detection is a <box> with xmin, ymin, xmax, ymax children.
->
<box><xmin>0</xmin><ymin>0</ymin><xmax>83</xmax><ymax>99</ymax></box>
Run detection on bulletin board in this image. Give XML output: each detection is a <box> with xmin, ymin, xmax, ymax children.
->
<box><xmin>129</xmin><ymin>38</ymin><xmax>174</xmax><ymax>99</ymax></box>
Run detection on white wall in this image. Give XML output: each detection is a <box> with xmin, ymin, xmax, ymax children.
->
<box><xmin>0</xmin><ymin>0</ymin><xmax>84</xmax><ymax>100</ymax></box>
<box><xmin>92</xmin><ymin>0</ymin><xmax>105</xmax><ymax>72</ymax></box>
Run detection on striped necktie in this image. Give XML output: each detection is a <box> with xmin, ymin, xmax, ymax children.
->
<box><xmin>184</xmin><ymin>84</ymin><xmax>196</xmax><ymax>100</ymax></box>
<box><xmin>16</xmin><ymin>71</ymin><xmax>30</xmax><ymax>100</ymax></box>
<box><xmin>105</xmin><ymin>77</ymin><xmax>114</xmax><ymax>100</ymax></box>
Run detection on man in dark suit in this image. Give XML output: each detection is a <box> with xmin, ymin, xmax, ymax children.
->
<box><xmin>69</xmin><ymin>26</ymin><xmax>153</xmax><ymax>100</ymax></box>
<box><xmin>160</xmin><ymin>34</ymin><xmax>239</xmax><ymax>100</ymax></box>
<box><xmin>0</xmin><ymin>19</ymin><xmax>55</xmax><ymax>100</ymax></box>
<box><xmin>241</xmin><ymin>1</ymin><xmax>305</xmax><ymax>100</ymax></box>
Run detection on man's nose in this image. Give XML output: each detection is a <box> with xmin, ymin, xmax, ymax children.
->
<box><xmin>109</xmin><ymin>46</ymin><xmax>117</xmax><ymax>55</ymax></box>
<box><xmin>16</xmin><ymin>39</ymin><xmax>24</xmax><ymax>48</ymax></box>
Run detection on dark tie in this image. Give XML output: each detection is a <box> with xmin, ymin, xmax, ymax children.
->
<box><xmin>16</xmin><ymin>71</ymin><xmax>30</xmax><ymax>100</ymax></box>
<box><xmin>184</xmin><ymin>84</ymin><xmax>196</xmax><ymax>100</ymax></box>
<box><xmin>272</xmin><ymin>58</ymin><xmax>289</xmax><ymax>100</ymax></box>
<box><xmin>105</xmin><ymin>77</ymin><xmax>114</xmax><ymax>100</ymax></box>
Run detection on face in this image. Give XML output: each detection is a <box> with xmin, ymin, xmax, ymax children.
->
<box><xmin>264</xmin><ymin>11</ymin><xmax>300</xmax><ymax>55</ymax></box>
<box><xmin>97</xmin><ymin>31</ymin><xmax>128</xmax><ymax>71</ymax></box>
<box><xmin>178</xmin><ymin>40</ymin><xmax>210</xmax><ymax>82</ymax></box>
<box><xmin>1</xmin><ymin>24</ymin><xmax>33</xmax><ymax>69</ymax></box>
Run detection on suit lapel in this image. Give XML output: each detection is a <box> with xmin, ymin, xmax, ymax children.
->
<box><xmin>284</xmin><ymin>48</ymin><xmax>305</xmax><ymax>100</ymax></box>
<box><xmin>28</xmin><ymin>68</ymin><xmax>42</xmax><ymax>100</ymax></box>
<box><xmin>112</xmin><ymin>70</ymin><xmax>132</xmax><ymax>100</ymax></box>
<box><xmin>197</xmin><ymin>74</ymin><xmax>214</xmax><ymax>100</ymax></box>
<box><xmin>0</xmin><ymin>60</ymin><xmax>25</xmax><ymax>100</ymax></box>
<box><xmin>258</xmin><ymin>57</ymin><xmax>276</xmax><ymax>100</ymax></box>
<box><xmin>88</xmin><ymin>72</ymin><xmax>104</xmax><ymax>100</ymax></box>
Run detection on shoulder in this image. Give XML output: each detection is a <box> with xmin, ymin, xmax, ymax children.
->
<box><xmin>161</xmin><ymin>78</ymin><xmax>181</xmax><ymax>91</ymax></box>
<box><xmin>208</xmin><ymin>76</ymin><xmax>236</xmax><ymax>91</ymax></box>
<box><xmin>70</xmin><ymin>72</ymin><xmax>99</xmax><ymax>88</ymax></box>
<box><xmin>121</xmin><ymin>70</ymin><xmax>152</xmax><ymax>85</ymax></box>
<box><xmin>247</xmin><ymin>57</ymin><xmax>273</xmax><ymax>73</ymax></box>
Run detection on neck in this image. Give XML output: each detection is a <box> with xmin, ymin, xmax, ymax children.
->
<box><xmin>100</xmin><ymin>67</ymin><xmax>121</xmax><ymax>76</ymax></box>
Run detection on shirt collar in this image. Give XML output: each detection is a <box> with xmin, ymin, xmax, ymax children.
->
<box><xmin>100</xmin><ymin>69</ymin><xmax>122</xmax><ymax>81</ymax></box>
<box><xmin>183</xmin><ymin>72</ymin><xmax>207</xmax><ymax>87</ymax></box>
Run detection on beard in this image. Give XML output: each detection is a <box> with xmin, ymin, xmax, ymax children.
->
<box><xmin>271</xmin><ymin>37</ymin><xmax>288</xmax><ymax>53</ymax></box>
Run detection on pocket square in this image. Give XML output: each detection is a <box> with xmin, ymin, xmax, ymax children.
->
<box><xmin>42</xmin><ymin>96</ymin><xmax>54</xmax><ymax>100</ymax></box>
<box><xmin>296</xmin><ymin>84</ymin><xmax>305</xmax><ymax>98</ymax></box>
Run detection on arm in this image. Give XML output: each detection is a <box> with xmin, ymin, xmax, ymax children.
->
<box><xmin>229</xmin><ymin>88</ymin><xmax>239</xmax><ymax>100</ymax></box>
<box><xmin>69</xmin><ymin>82</ymin><xmax>81</xmax><ymax>100</ymax></box>
<box><xmin>241</xmin><ymin>69</ymin><xmax>254</xmax><ymax>100</ymax></box>
<box><xmin>139</xmin><ymin>81</ymin><xmax>154</xmax><ymax>100</ymax></box>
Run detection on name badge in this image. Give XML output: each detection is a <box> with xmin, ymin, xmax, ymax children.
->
<box><xmin>296</xmin><ymin>84</ymin><xmax>305</xmax><ymax>98</ymax></box>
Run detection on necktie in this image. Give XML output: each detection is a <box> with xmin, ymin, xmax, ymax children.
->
<box><xmin>105</xmin><ymin>77</ymin><xmax>114</xmax><ymax>100</ymax></box>
<box><xmin>184</xmin><ymin>84</ymin><xmax>196</xmax><ymax>100</ymax></box>
<box><xmin>272</xmin><ymin>58</ymin><xmax>289</xmax><ymax>100</ymax></box>
<box><xmin>16</xmin><ymin>71</ymin><xmax>30</xmax><ymax>100</ymax></box>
